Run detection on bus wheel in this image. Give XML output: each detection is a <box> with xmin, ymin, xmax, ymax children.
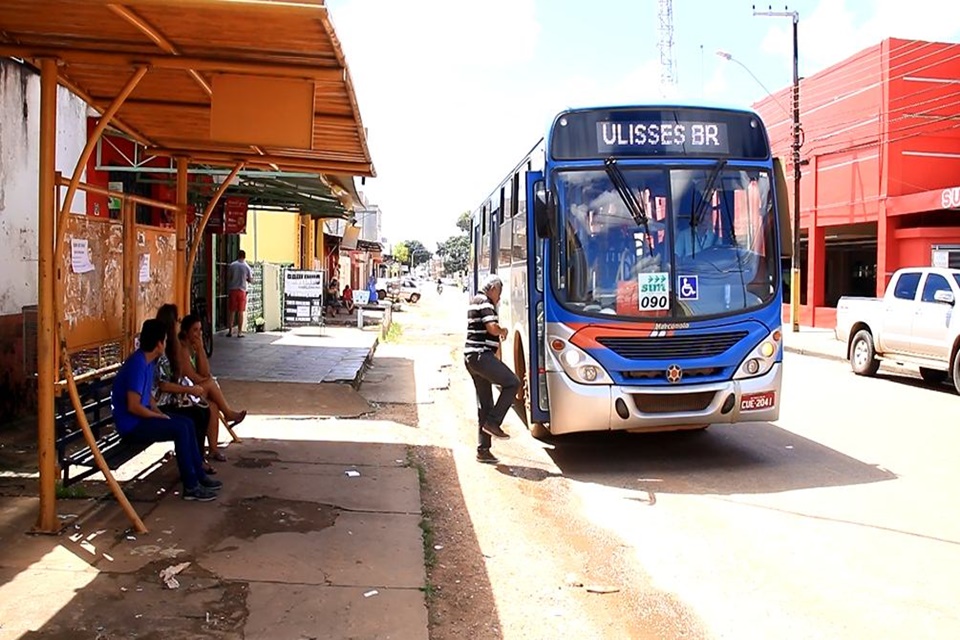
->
<box><xmin>514</xmin><ymin>344</ymin><xmax>549</xmax><ymax>439</ymax></box>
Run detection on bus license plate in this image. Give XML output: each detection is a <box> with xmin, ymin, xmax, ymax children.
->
<box><xmin>740</xmin><ymin>392</ymin><xmax>775</xmax><ymax>412</ymax></box>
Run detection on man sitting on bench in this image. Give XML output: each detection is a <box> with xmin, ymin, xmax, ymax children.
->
<box><xmin>111</xmin><ymin>319</ymin><xmax>222</xmax><ymax>502</ymax></box>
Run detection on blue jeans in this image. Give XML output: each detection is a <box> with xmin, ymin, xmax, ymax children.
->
<box><xmin>122</xmin><ymin>414</ymin><xmax>207</xmax><ymax>489</ymax></box>
<box><xmin>465</xmin><ymin>351</ymin><xmax>520</xmax><ymax>451</ymax></box>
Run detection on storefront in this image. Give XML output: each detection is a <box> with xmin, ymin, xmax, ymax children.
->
<box><xmin>754</xmin><ymin>38</ymin><xmax>960</xmax><ymax>327</ymax></box>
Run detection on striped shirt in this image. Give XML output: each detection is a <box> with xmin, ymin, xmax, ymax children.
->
<box><xmin>465</xmin><ymin>294</ymin><xmax>500</xmax><ymax>354</ymax></box>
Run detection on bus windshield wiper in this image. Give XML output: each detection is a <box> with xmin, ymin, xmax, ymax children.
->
<box><xmin>604</xmin><ymin>157</ymin><xmax>651</xmax><ymax>237</ymax></box>
<box><xmin>691</xmin><ymin>159</ymin><xmax>727</xmax><ymax>228</ymax></box>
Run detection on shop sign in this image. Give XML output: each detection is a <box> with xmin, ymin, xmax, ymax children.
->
<box><xmin>224</xmin><ymin>196</ymin><xmax>248</xmax><ymax>234</ymax></box>
<box><xmin>941</xmin><ymin>186</ymin><xmax>960</xmax><ymax>209</ymax></box>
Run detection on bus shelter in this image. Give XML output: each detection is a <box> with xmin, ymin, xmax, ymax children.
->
<box><xmin>0</xmin><ymin>0</ymin><xmax>375</xmax><ymax>533</ymax></box>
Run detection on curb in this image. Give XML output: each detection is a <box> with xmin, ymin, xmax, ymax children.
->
<box><xmin>783</xmin><ymin>345</ymin><xmax>848</xmax><ymax>364</ymax></box>
<box><xmin>350</xmin><ymin>336</ymin><xmax>379</xmax><ymax>389</ymax></box>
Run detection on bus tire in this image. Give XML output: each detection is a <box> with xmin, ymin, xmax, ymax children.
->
<box><xmin>514</xmin><ymin>341</ymin><xmax>549</xmax><ymax>439</ymax></box>
<box><xmin>850</xmin><ymin>330</ymin><xmax>880</xmax><ymax>376</ymax></box>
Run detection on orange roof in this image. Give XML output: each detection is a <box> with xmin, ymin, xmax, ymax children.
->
<box><xmin>0</xmin><ymin>0</ymin><xmax>375</xmax><ymax>176</ymax></box>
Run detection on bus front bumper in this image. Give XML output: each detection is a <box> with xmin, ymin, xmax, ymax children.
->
<box><xmin>544</xmin><ymin>363</ymin><xmax>782</xmax><ymax>435</ymax></box>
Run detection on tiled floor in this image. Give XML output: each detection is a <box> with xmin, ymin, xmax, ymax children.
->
<box><xmin>209</xmin><ymin>327</ymin><xmax>378</xmax><ymax>384</ymax></box>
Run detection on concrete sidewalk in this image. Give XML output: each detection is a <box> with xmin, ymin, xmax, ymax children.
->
<box><xmin>0</xmin><ymin>321</ymin><xmax>428</xmax><ymax>639</ymax></box>
<box><xmin>782</xmin><ymin>327</ymin><xmax>847</xmax><ymax>363</ymax></box>
<box><xmin>209</xmin><ymin>325</ymin><xmax>379</xmax><ymax>386</ymax></box>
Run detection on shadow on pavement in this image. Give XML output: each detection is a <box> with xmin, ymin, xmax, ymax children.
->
<box><xmin>542</xmin><ymin>423</ymin><xmax>897</xmax><ymax>496</ymax></box>
<box><xmin>0</xmin><ymin>437</ymin><xmax>436</xmax><ymax>640</ymax></box>
<box><xmin>412</xmin><ymin>445</ymin><xmax>503</xmax><ymax>640</ymax></box>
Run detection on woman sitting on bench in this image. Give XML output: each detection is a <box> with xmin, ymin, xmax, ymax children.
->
<box><xmin>155</xmin><ymin>305</ymin><xmax>223</xmax><ymax>470</ymax></box>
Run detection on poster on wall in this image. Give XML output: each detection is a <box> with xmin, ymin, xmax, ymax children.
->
<box><xmin>283</xmin><ymin>269</ymin><xmax>325</xmax><ymax>328</ymax></box>
<box><xmin>108</xmin><ymin>181</ymin><xmax>123</xmax><ymax>212</ymax></box>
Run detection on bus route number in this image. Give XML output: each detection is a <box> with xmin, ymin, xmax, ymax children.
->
<box><xmin>637</xmin><ymin>273</ymin><xmax>670</xmax><ymax>311</ymax></box>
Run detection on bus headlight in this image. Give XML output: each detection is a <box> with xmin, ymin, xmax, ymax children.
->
<box><xmin>550</xmin><ymin>343</ymin><xmax>611</xmax><ymax>385</ymax></box>
<box><xmin>734</xmin><ymin>330</ymin><xmax>781</xmax><ymax>380</ymax></box>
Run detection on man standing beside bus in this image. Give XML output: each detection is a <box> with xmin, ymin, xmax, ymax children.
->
<box><xmin>226</xmin><ymin>250</ymin><xmax>253</xmax><ymax>338</ymax></box>
<box><xmin>465</xmin><ymin>274</ymin><xmax>519</xmax><ymax>464</ymax></box>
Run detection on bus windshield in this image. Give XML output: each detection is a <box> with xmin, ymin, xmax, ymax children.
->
<box><xmin>553</xmin><ymin>166</ymin><xmax>779</xmax><ymax>320</ymax></box>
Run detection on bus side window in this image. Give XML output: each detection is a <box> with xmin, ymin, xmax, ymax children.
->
<box><xmin>480</xmin><ymin>203</ymin><xmax>491</xmax><ymax>270</ymax></box>
<box><xmin>499</xmin><ymin>185</ymin><xmax>512</xmax><ymax>267</ymax></box>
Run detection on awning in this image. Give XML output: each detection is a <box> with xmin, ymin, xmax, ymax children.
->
<box><xmin>0</xmin><ymin>0</ymin><xmax>375</xmax><ymax>177</ymax></box>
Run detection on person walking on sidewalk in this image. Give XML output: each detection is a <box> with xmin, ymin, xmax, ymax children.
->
<box><xmin>464</xmin><ymin>274</ymin><xmax>519</xmax><ymax>464</ymax></box>
<box><xmin>111</xmin><ymin>319</ymin><xmax>222</xmax><ymax>501</ymax></box>
<box><xmin>226</xmin><ymin>250</ymin><xmax>253</xmax><ymax>337</ymax></box>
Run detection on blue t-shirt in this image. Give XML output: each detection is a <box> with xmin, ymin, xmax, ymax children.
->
<box><xmin>111</xmin><ymin>350</ymin><xmax>156</xmax><ymax>435</ymax></box>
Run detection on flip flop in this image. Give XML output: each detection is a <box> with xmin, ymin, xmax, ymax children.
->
<box><xmin>229</xmin><ymin>410</ymin><xmax>247</xmax><ymax>428</ymax></box>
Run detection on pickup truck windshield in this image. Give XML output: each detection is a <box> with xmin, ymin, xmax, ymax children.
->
<box><xmin>553</xmin><ymin>167</ymin><xmax>779</xmax><ymax>319</ymax></box>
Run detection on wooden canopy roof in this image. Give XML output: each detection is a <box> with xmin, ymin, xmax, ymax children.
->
<box><xmin>0</xmin><ymin>0</ymin><xmax>375</xmax><ymax>177</ymax></box>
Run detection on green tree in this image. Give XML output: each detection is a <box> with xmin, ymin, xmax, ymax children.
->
<box><xmin>456</xmin><ymin>211</ymin><xmax>472</xmax><ymax>234</ymax></box>
<box><xmin>393</xmin><ymin>241</ymin><xmax>409</xmax><ymax>265</ymax></box>
<box><xmin>438</xmin><ymin>234</ymin><xmax>470</xmax><ymax>274</ymax></box>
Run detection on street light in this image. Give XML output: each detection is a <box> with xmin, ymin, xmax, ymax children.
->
<box><xmin>715</xmin><ymin>50</ymin><xmax>791</xmax><ymax>118</ymax></box>
<box><xmin>753</xmin><ymin>4</ymin><xmax>801</xmax><ymax>332</ymax></box>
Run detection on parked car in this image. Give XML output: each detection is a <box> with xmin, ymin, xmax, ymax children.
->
<box><xmin>835</xmin><ymin>267</ymin><xmax>960</xmax><ymax>390</ymax></box>
<box><xmin>375</xmin><ymin>277</ymin><xmax>421</xmax><ymax>303</ymax></box>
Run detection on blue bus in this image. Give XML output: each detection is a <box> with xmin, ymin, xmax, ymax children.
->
<box><xmin>470</xmin><ymin>104</ymin><xmax>793</xmax><ymax>436</ymax></box>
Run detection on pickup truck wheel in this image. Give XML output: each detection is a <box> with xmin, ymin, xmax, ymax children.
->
<box><xmin>850</xmin><ymin>330</ymin><xmax>880</xmax><ymax>376</ymax></box>
<box><xmin>409</xmin><ymin>293</ymin><xmax>421</xmax><ymax>303</ymax></box>
<box><xmin>919</xmin><ymin>367</ymin><xmax>948</xmax><ymax>385</ymax></box>
<box><xmin>952</xmin><ymin>356</ymin><xmax>960</xmax><ymax>395</ymax></box>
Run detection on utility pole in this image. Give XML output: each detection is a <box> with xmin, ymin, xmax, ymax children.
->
<box><xmin>754</xmin><ymin>5</ymin><xmax>801</xmax><ymax>332</ymax></box>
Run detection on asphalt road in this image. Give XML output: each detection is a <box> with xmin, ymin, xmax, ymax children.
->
<box><xmin>539</xmin><ymin>352</ymin><xmax>960</xmax><ymax>639</ymax></box>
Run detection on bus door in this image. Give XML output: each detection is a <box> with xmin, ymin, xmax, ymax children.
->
<box><xmin>526</xmin><ymin>170</ymin><xmax>549</xmax><ymax>423</ymax></box>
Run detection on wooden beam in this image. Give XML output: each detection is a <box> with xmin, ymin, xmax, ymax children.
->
<box><xmin>107</xmin><ymin>4</ymin><xmax>214</xmax><ymax>96</ymax></box>
<box><xmin>0</xmin><ymin>44</ymin><xmax>345</xmax><ymax>81</ymax></box>
<box><xmin>147</xmin><ymin>148</ymin><xmax>375</xmax><ymax>176</ymax></box>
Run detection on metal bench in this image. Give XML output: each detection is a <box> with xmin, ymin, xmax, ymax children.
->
<box><xmin>55</xmin><ymin>371</ymin><xmax>151</xmax><ymax>487</ymax></box>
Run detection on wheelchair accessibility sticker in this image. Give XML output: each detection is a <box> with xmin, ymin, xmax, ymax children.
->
<box><xmin>678</xmin><ymin>275</ymin><xmax>699</xmax><ymax>301</ymax></box>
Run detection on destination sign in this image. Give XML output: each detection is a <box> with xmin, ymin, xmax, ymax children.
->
<box><xmin>596</xmin><ymin>121</ymin><xmax>729</xmax><ymax>154</ymax></box>
<box><xmin>550</xmin><ymin>107</ymin><xmax>770</xmax><ymax>160</ymax></box>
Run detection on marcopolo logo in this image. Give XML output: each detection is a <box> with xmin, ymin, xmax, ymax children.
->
<box><xmin>941</xmin><ymin>186</ymin><xmax>960</xmax><ymax>209</ymax></box>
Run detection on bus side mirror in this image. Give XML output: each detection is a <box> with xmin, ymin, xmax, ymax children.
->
<box><xmin>533</xmin><ymin>180</ymin><xmax>556</xmax><ymax>239</ymax></box>
<box><xmin>773</xmin><ymin>158</ymin><xmax>793</xmax><ymax>258</ymax></box>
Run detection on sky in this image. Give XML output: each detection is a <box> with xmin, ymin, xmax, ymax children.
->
<box><xmin>326</xmin><ymin>0</ymin><xmax>960</xmax><ymax>251</ymax></box>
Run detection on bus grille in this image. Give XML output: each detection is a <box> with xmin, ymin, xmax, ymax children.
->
<box><xmin>632</xmin><ymin>391</ymin><xmax>716</xmax><ymax>414</ymax></box>
<box><xmin>598</xmin><ymin>332</ymin><xmax>747</xmax><ymax>360</ymax></box>
<box><xmin>622</xmin><ymin>367</ymin><xmax>721</xmax><ymax>382</ymax></box>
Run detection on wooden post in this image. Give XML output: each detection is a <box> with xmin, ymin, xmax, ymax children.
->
<box><xmin>123</xmin><ymin>200</ymin><xmax>137</xmax><ymax>352</ymax></box>
<box><xmin>176</xmin><ymin>157</ymin><xmax>189</xmax><ymax>314</ymax></box>
<box><xmin>35</xmin><ymin>58</ymin><xmax>59</xmax><ymax>533</ymax></box>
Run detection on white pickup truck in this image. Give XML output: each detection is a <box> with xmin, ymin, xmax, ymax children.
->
<box><xmin>835</xmin><ymin>267</ymin><xmax>960</xmax><ymax>391</ymax></box>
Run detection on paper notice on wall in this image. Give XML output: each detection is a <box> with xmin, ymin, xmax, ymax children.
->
<box><xmin>139</xmin><ymin>253</ymin><xmax>151</xmax><ymax>283</ymax></box>
<box><xmin>71</xmin><ymin>238</ymin><xmax>95</xmax><ymax>274</ymax></box>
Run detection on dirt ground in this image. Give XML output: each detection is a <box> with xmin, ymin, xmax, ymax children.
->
<box><xmin>394</xmin><ymin>300</ymin><xmax>705</xmax><ymax>640</ymax></box>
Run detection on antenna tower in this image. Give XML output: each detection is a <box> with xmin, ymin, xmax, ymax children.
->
<box><xmin>658</xmin><ymin>0</ymin><xmax>677</xmax><ymax>96</ymax></box>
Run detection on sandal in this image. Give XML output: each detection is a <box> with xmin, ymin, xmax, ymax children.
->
<box><xmin>210</xmin><ymin>451</ymin><xmax>227</xmax><ymax>462</ymax></box>
<box><xmin>229</xmin><ymin>410</ymin><xmax>247</xmax><ymax>428</ymax></box>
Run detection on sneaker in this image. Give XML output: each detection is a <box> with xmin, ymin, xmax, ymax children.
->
<box><xmin>182</xmin><ymin>485</ymin><xmax>217</xmax><ymax>501</ymax></box>
<box><xmin>476</xmin><ymin>449</ymin><xmax>499</xmax><ymax>464</ymax></box>
<box><xmin>482</xmin><ymin>423</ymin><xmax>510</xmax><ymax>439</ymax></box>
<box><xmin>199</xmin><ymin>477</ymin><xmax>223</xmax><ymax>490</ymax></box>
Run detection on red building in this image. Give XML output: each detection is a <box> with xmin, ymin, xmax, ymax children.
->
<box><xmin>754</xmin><ymin>38</ymin><xmax>960</xmax><ymax>327</ymax></box>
